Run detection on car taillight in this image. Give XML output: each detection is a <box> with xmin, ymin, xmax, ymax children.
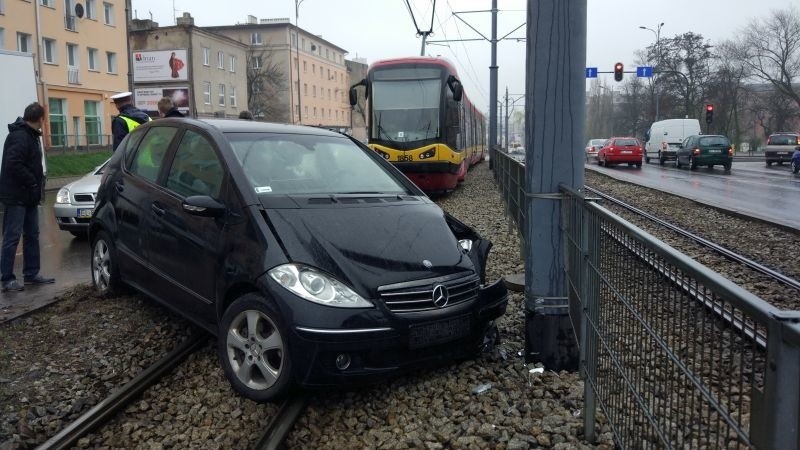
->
<box><xmin>767</xmin><ymin>137</ymin><xmax>772</xmax><ymax>145</ymax></box>
<box><xmin>693</xmin><ymin>148</ymin><xmax>701</xmax><ymax>155</ymax></box>
<box><xmin>728</xmin><ymin>147</ymin><xmax>733</xmax><ymax>156</ymax></box>
<box><xmin>608</xmin><ymin>146</ymin><xmax>615</xmax><ymax>153</ymax></box>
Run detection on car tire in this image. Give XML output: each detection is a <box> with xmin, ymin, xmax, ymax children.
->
<box><xmin>766</xmin><ymin>161</ymin><xmax>773</xmax><ymax>167</ymax></box>
<box><xmin>724</xmin><ymin>162</ymin><xmax>732</xmax><ymax>172</ymax></box>
<box><xmin>598</xmin><ymin>158</ymin><xmax>604</xmax><ymax>166</ymax></box>
<box><xmin>218</xmin><ymin>293</ymin><xmax>292</xmax><ymax>402</ymax></box>
<box><xmin>635</xmin><ymin>163</ymin><xmax>642</xmax><ymax>168</ymax></box>
<box><xmin>645</xmin><ymin>155</ymin><xmax>651</xmax><ymax>164</ymax></box>
<box><xmin>659</xmin><ymin>152</ymin><xmax>666</xmax><ymax>166</ymax></box>
<box><xmin>676</xmin><ymin>157</ymin><xmax>682</xmax><ymax>169</ymax></box>
<box><xmin>91</xmin><ymin>230</ymin><xmax>124</xmax><ymax>298</ymax></box>
<box><xmin>690</xmin><ymin>157</ymin><xmax>698</xmax><ymax>171</ymax></box>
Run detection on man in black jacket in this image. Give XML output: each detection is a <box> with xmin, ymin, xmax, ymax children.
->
<box><xmin>0</xmin><ymin>103</ymin><xmax>55</xmax><ymax>292</ymax></box>
<box><xmin>110</xmin><ymin>91</ymin><xmax>151</xmax><ymax>151</ymax></box>
<box><xmin>157</xmin><ymin>97</ymin><xmax>185</xmax><ymax>118</ymax></box>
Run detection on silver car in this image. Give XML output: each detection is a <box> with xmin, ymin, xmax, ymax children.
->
<box><xmin>53</xmin><ymin>161</ymin><xmax>105</xmax><ymax>237</ymax></box>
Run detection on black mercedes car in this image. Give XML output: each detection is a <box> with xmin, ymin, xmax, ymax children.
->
<box><xmin>89</xmin><ymin>118</ymin><xmax>507</xmax><ymax>402</ymax></box>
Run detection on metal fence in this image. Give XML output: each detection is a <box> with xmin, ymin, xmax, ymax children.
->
<box><xmin>489</xmin><ymin>148</ymin><xmax>800</xmax><ymax>449</ymax></box>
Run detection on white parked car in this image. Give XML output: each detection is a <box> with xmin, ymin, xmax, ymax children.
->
<box><xmin>53</xmin><ymin>161</ymin><xmax>106</xmax><ymax>237</ymax></box>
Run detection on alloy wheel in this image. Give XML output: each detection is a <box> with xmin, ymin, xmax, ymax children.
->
<box><xmin>226</xmin><ymin>310</ymin><xmax>284</xmax><ymax>391</ymax></box>
<box><xmin>92</xmin><ymin>239</ymin><xmax>111</xmax><ymax>292</ymax></box>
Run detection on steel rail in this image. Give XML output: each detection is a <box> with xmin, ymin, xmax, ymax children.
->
<box><xmin>253</xmin><ymin>393</ymin><xmax>309</xmax><ymax>450</ymax></box>
<box><xmin>585</xmin><ymin>185</ymin><xmax>800</xmax><ymax>293</ymax></box>
<box><xmin>37</xmin><ymin>333</ymin><xmax>207</xmax><ymax>450</ymax></box>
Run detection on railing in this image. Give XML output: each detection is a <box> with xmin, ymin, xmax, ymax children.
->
<box><xmin>489</xmin><ymin>148</ymin><xmax>800</xmax><ymax>449</ymax></box>
<box><xmin>65</xmin><ymin>14</ymin><xmax>77</xmax><ymax>31</ymax></box>
<box><xmin>46</xmin><ymin>134</ymin><xmax>112</xmax><ymax>151</ymax></box>
<box><xmin>67</xmin><ymin>67</ymin><xmax>80</xmax><ymax>84</ymax></box>
<box><xmin>489</xmin><ymin>147</ymin><xmax>526</xmax><ymax>257</ymax></box>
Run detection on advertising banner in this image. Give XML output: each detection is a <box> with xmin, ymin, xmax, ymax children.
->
<box><xmin>134</xmin><ymin>87</ymin><xmax>191</xmax><ymax>116</ymax></box>
<box><xmin>132</xmin><ymin>49</ymin><xmax>188</xmax><ymax>82</ymax></box>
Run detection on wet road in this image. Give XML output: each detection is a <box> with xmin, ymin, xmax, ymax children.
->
<box><xmin>0</xmin><ymin>191</ymin><xmax>91</xmax><ymax>322</ymax></box>
<box><xmin>587</xmin><ymin>160</ymin><xmax>800</xmax><ymax>231</ymax></box>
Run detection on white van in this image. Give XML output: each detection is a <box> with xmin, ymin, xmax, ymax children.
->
<box><xmin>644</xmin><ymin>119</ymin><xmax>701</xmax><ymax>165</ymax></box>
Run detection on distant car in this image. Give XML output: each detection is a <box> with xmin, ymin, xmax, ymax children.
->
<box><xmin>764</xmin><ymin>133</ymin><xmax>800</xmax><ymax>166</ymax></box>
<box><xmin>597</xmin><ymin>137</ymin><xmax>642</xmax><ymax>167</ymax></box>
<box><xmin>90</xmin><ymin>118</ymin><xmax>508</xmax><ymax>402</ymax></box>
<box><xmin>676</xmin><ymin>135</ymin><xmax>733</xmax><ymax>171</ymax></box>
<box><xmin>584</xmin><ymin>138</ymin><xmax>605</xmax><ymax>162</ymax></box>
<box><xmin>791</xmin><ymin>149</ymin><xmax>800</xmax><ymax>174</ymax></box>
<box><xmin>53</xmin><ymin>161</ymin><xmax>106</xmax><ymax>237</ymax></box>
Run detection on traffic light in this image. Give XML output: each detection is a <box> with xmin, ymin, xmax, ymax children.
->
<box><xmin>614</xmin><ymin>62</ymin><xmax>624</xmax><ymax>82</ymax></box>
<box><xmin>705</xmin><ymin>104</ymin><xmax>714</xmax><ymax>124</ymax></box>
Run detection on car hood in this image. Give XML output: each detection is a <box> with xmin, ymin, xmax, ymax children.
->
<box><xmin>65</xmin><ymin>173</ymin><xmax>102</xmax><ymax>194</ymax></box>
<box><xmin>262</xmin><ymin>199</ymin><xmax>475</xmax><ymax>296</ymax></box>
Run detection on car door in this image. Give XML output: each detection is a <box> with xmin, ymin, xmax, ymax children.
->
<box><xmin>678</xmin><ymin>136</ymin><xmax>691</xmax><ymax>163</ymax></box>
<box><xmin>114</xmin><ymin>126</ymin><xmax>179</xmax><ymax>285</ymax></box>
<box><xmin>144</xmin><ymin>128</ymin><xmax>229</xmax><ymax>326</ymax></box>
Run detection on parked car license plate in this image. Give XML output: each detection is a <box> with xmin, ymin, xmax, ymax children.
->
<box><xmin>621</xmin><ymin>150</ymin><xmax>633</xmax><ymax>154</ymax></box>
<box><xmin>778</xmin><ymin>152</ymin><xmax>789</xmax><ymax>155</ymax></box>
<box><xmin>77</xmin><ymin>208</ymin><xmax>94</xmax><ymax>218</ymax></box>
<box><xmin>709</xmin><ymin>149</ymin><xmax>722</xmax><ymax>153</ymax></box>
<box><xmin>409</xmin><ymin>315</ymin><xmax>471</xmax><ymax>349</ymax></box>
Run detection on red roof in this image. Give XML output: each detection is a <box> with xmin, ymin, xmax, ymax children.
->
<box><xmin>369</xmin><ymin>56</ymin><xmax>459</xmax><ymax>78</ymax></box>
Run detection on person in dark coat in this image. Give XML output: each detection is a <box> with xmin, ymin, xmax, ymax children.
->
<box><xmin>238</xmin><ymin>110</ymin><xmax>254</xmax><ymax>120</ymax></box>
<box><xmin>0</xmin><ymin>102</ymin><xmax>55</xmax><ymax>291</ymax></box>
<box><xmin>110</xmin><ymin>91</ymin><xmax>151</xmax><ymax>151</ymax></box>
<box><xmin>157</xmin><ymin>97</ymin><xmax>185</xmax><ymax>118</ymax></box>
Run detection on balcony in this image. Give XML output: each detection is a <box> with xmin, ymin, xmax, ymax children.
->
<box><xmin>67</xmin><ymin>67</ymin><xmax>80</xmax><ymax>85</ymax></box>
<box><xmin>65</xmin><ymin>15</ymin><xmax>77</xmax><ymax>31</ymax></box>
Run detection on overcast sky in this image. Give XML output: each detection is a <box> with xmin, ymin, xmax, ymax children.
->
<box><xmin>131</xmin><ymin>0</ymin><xmax>796</xmax><ymax>115</ymax></box>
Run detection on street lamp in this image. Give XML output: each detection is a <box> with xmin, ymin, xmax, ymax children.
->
<box><xmin>293</xmin><ymin>0</ymin><xmax>306</xmax><ymax>125</ymax></box>
<box><xmin>639</xmin><ymin>22</ymin><xmax>664</xmax><ymax>121</ymax></box>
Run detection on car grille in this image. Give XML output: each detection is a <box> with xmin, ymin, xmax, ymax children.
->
<box><xmin>73</xmin><ymin>193</ymin><xmax>95</xmax><ymax>203</ymax></box>
<box><xmin>378</xmin><ymin>273</ymin><xmax>479</xmax><ymax>313</ymax></box>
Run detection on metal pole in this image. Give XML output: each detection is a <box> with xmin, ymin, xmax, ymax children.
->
<box><xmin>505</xmin><ymin>87</ymin><xmax>510</xmax><ymax>151</ymax></box>
<box><xmin>655</xmin><ymin>23</ymin><xmax>662</xmax><ymax>121</ymax></box>
<box><xmin>488</xmin><ymin>0</ymin><xmax>498</xmax><ymax>159</ymax></box>
<box><xmin>524</xmin><ymin>0</ymin><xmax>586</xmax><ymax>365</ymax></box>
<box><xmin>295</xmin><ymin>1</ymin><xmax>303</xmax><ymax>124</ymax></box>
<box><xmin>420</xmin><ymin>32</ymin><xmax>428</xmax><ymax>56</ymax></box>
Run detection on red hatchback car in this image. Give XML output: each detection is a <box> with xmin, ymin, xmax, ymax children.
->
<box><xmin>598</xmin><ymin>137</ymin><xmax>642</xmax><ymax>168</ymax></box>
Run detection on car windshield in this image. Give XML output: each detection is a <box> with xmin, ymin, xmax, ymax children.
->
<box><xmin>226</xmin><ymin>133</ymin><xmax>409</xmax><ymax>195</ymax></box>
<box><xmin>699</xmin><ymin>136</ymin><xmax>730</xmax><ymax>146</ymax></box>
<box><xmin>615</xmin><ymin>139</ymin><xmax>638</xmax><ymax>146</ymax></box>
<box><xmin>590</xmin><ymin>139</ymin><xmax>605</xmax><ymax>146</ymax></box>
<box><xmin>770</xmin><ymin>134</ymin><xmax>798</xmax><ymax>145</ymax></box>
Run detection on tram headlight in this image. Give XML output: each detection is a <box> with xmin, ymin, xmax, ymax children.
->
<box><xmin>374</xmin><ymin>149</ymin><xmax>390</xmax><ymax>160</ymax></box>
<box><xmin>418</xmin><ymin>148</ymin><xmax>436</xmax><ymax>160</ymax></box>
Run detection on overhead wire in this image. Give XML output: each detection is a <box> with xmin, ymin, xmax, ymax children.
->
<box><xmin>445</xmin><ymin>0</ymin><xmax>489</xmax><ymax>104</ymax></box>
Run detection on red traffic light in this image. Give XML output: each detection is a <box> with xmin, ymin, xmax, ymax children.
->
<box><xmin>614</xmin><ymin>62</ymin><xmax>624</xmax><ymax>82</ymax></box>
<box><xmin>705</xmin><ymin>104</ymin><xmax>714</xmax><ymax>124</ymax></box>
<box><xmin>706</xmin><ymin>104</ymin><xmax>714</xmax><ymax>111</ymax></box>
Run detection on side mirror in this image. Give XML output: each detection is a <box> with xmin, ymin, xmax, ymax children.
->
<box><xmin>452</xmin><ymin>82</ymin><xmax>463</xmax><ymax>102</ymax></box>
<box><xmin>349</xmin><ymin>87</ymin><xmax>358</xmax><ymax>106</ymax></box>
<box><xmin>182</xmin><ymin>195</ymin><xmax>225</xmax><ymax>217</ymax></box>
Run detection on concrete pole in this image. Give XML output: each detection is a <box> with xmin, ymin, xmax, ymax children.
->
<box><xmin>488</xmin><ymin>0</ymin><xmax>498</xmax><ymax>161</ymax></box>
<box><xmin>524</xmin><ymin>0</ymin><xmax>586</xmax><ymax>361</ymax></box>
<box><xmin>505</xmin><ymin>87</ymin><xmax>510</xmax><ymax>151</ymax></box>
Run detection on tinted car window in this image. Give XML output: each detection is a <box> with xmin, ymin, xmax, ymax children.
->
<box><xmin>123</xmin><ymin>128</ymin><xmax>148</xmax><ymax>168</ymax></box>
<box><xmin>698</xmin><ymin>136</ymin><xmax>729</xmax><ymax>146</ymax></box>
<box><xmin>227</xmin><ymin>133</ymin><xmax>409</xmax><ymax>195</ymax></box>
<box><xmin>165</xmin><ymin>130</ymin><xmax>224</xmax><ymax>198</ymax></box>
<box><xmin>128</xmin><ymin>127</ymin><xmax>178</xmax><ymax>183</ymax></box>
<box><xmin>614</xmin><ymin>138</ymin><xmax>638</xmax><ymax>146</ymax></box>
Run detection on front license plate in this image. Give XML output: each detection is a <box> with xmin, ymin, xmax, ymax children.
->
<box><xmin>77</xmin><ymin>208</ymin><xmax>94</xmax><ymax>218</ymax></box>
<box><xmin>409</xmin><ymin>315</ymin><xmax>471</xmax><ymax>349</ymax></box>
<box><xmin>778</xmin><ymin>152</ymin><xmax>789</xmax><ymax>155</ymax></box>
<box><xmin>709</xmin><ymin>149</ymin><xmax>722</xmax><ymax>154</ymax></box>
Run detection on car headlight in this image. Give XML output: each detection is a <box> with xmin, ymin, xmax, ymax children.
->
<box><xmin>458</xmin><ymin>239</ymin><xmax>473</xmax><ymax>253</ymax></box>
<box><xmin>268</xmin><ymin>264</ymin><xmax>373</xmax><ymax>308</ymax></box>
<box><xmin>56</xmin><ymin>187</ymin><xmax>70</xmax><ymax>204</ymax></box>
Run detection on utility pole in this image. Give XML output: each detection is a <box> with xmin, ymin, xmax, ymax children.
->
<box><xmin>523</xmin><ymin>0</ymin><xmax>586</xmax><ymax>420</ymax></box>
<box><xmin>489</xmin><ymin>0</ymin><xmax>498</xmax><ymax>159</ymax></box>
<box><xmin>294</xmin><ymin>0</ymin><xmax>304</xmax><ymax>125</ymax></box>
<box><xmin>505</xmin><ymin>87</ymin><xmax>509</xmax><ymax>150</ymax></box>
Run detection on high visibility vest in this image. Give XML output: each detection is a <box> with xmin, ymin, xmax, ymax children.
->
<box><xmin>118</xmin><ymin>114</ymin><xmax>151</xmax><ymax>132</ymax></box>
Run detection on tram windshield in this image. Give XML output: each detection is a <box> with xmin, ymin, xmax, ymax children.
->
<box><xmin>370</xmin><ymin>68</ymin><xmax>442</xmax><ymax>143</ymax></box>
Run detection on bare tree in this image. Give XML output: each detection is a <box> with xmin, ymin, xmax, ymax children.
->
<box><xmin>246</xmin><ymin>46</ymin><xmax>289</xmax><ymax>122</ymax></box>
<box><xmin>657</xmin><ymin>32</ymin><xmax>714</xmax><ymax>119</ymax></box>
<box><xmin>730</xmin><ymin>7</ymin><xmax>800</xmax><ymax>110</ymax></box>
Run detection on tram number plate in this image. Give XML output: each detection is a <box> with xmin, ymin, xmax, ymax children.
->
<box><xmin>397</xmin><ymin>154</ymin><xmax>413</xmax><ymax>162</ymax></box>
<box><xmin>409</xmin><ymin>315</ymin><xmax>471</xmax><ymax>349</ymax></box>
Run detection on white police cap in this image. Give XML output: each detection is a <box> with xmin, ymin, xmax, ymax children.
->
<box><xmin>110</xmin><ymin>91</ymin><xmax>132</xmax><ymax>102</ymax></box>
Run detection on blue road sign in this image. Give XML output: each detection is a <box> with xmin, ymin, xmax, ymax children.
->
<box><xmin>586</xmin><ymin>67</ymin><xmax>598</xmax><ymax>78</ymax></box>
<box><xmin>636</xmin><ymin>66</ymin><xmax>653</xmax><ymax>77</ymax></box>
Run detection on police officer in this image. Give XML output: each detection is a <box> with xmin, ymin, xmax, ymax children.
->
<box><xmin>110</xmin><ymin>92</ymin><xmax>151</xmax><ymax>151</ymax></box>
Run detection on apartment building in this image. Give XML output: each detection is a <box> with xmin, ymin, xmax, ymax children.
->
<box><xmin>129</xmin><ymin>13</ymin><xmax>248</xmax><ymax>118</ymax></box>
<box><xmin>206</xmin><ymin>17</ymin><xmax>351</xmax><ymax>127</ymax></box>
<box><xmin>0</xmin><ymin>0</ymin><xmax>129</xmax><ymax>147</ymax></box>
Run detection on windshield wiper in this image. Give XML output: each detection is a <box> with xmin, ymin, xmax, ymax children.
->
<box><xmin>377</xmin><ymin>112</ymin><xmax>402</xmax><ymax>148</ymax></box>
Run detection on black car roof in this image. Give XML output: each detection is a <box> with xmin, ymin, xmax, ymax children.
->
<box><xmin>153</xmin><ymin>118</ymin><xmax>346</xmax><ymax>137</ymax></box>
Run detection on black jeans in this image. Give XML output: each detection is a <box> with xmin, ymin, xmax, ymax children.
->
<box><xmin>1</xmin><ymin>204</ymin><xmax>40</xmax><ymax>282</ymax></box>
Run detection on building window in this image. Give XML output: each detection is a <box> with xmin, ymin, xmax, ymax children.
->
<box><xmin>17</xmin><ymin>32</ymin><xmax>32</xmax><ymax>53</ymax></box>
<box><xmin>203</xmin><ymin>81</ymin><xmax>211</xmax><ymax>104</ymax></box>
<box><xmin>303</xmin><ymin>83</ymin><xmax>307</xmax><ymax>96</ymax></box>
<box><xmin>325</xmin><ymin>48</ymin><xmax>329</xmax><ymax>59</ymax></box>
<box><xmin>0</xmin><ymin>29</ymin><xmax>5</xmax><ymax>49</ymax></box>
<box><xmin>321</xmin><ymin>109</ymin><xmax>324</xmax><ymax>119</ymax></box>
<box><xmin>85</xmin><ymin>0</ymin><xmax>96</xmax><ymax>19</ymax></box>
<box><xmin>66</xmin><ymin>43</ymin><xmax>78</xmax><ymax>67</ymax></box>
<box><xmin>106</xmin><ymin>51</ymin><xmax>117</xmax><ymax>73</ymax></box>
<box><xmin>84</xmin><ymin>100</ymin><xmax>101</xmax><ymax>145</ymax></box>
<box><xmin>203</xmin><ymin>47</ymin><xmax>210</xmax><ymax>66</ymax></box>
<box><xmin>103</xmin><ymin>2</ymin><xmax>114</xmax><ymax>25</ymax></box>
<box><xmin>312</xmin><ymin>85</ymin><xmax>316</xmax><ymax>97</ymax></box>
<box><xmin>304</xmin><ymin>106</ymin><xmax>308</xmax><ymax>118</ymax></box>
<box><xmin>0</xmin><ymin>1</ymin><xmax>4</xmax><ymax>15</ymax></box>
<box><xmin>43</xmin><ymin>38</ymin><xmax>56</xmax><ymax>64</ymax></box>
<box><xmin>48</xmin><ymin>98</ymin><xmax>66</xmax><ymax>146</ymax></box>
<box><xmin>40</xmin><ymin>0</ymin><xmax>54</xmax><ymax>7</ymax></box>
<box><xmin>303</xmin><ymin>61</ymin><xmax>307</xmax><ymax>72</ymax></box>
<box><xmin>301</xmin><ymin>38</ymin><xmax>305</xmax><ymax>50</ymax></box>
<box><xmin>328</xmin><ymin>108</ymin><xmax>331</xmax><ymax>119</ymax></box>
<box><xmin>218</xmin><ymin>84</ymin><xmax>225</xmax><ymax>106</ymax></box>
<box><xmin>328</xmin><ymin>89</ymin><xmax>331</xmax><ymax>100</ymax></box>
<box><xmin>252</xmin><ymin>56</ymin><xmax>261</xmax><ymax>69</ymax></box>
<box><xmin>291</xmin><ymin>33</ymin><xmax>296</xmax><ymax>48</ymax></box>
<box><xmin>327</xmin><ymin>68</ymin><xmax>330</xmax><ymax>80</ymax></box>
<box><xmin>87</xmin><ymin>47</ymin><xmax>98</xmax><ymax>70</ymax></box>
<box><xmin>313</xmin><ymin>107</ymin><xmax>317</xmax><ymax>118</ymax></box>
<box><xmin>217</xmin><ymin>51</ymin><xmax>223</xmax><ymax>69</ymax></box>
<box><xmin>229</xmin><ymin>55</ymin><xmax>235</xmax><ymax>72</ymax></box>
<box><xmin>250</xmin><ymin>32</ymin><xmax>261</xmax><ymax>45</ymax></box>
<box><xmin>312</xmin><ymin>63</ymin><xmax>315</xmax><ymax>74</ymax></box>
<box><xmin>230</xmin><ymin>86</ymin><xmax>237</xmax><ymax>107</ymax></box>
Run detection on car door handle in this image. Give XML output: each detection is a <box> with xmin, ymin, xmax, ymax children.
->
<box><xmin>151</xmin><ymin>202</ymin><xmax>165</xmax><ymax>216</ymax></box>
<box><xmin>114</xmin><ymin>182</ymin><xmax>124</xmax><ymax>193</ymax></box>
